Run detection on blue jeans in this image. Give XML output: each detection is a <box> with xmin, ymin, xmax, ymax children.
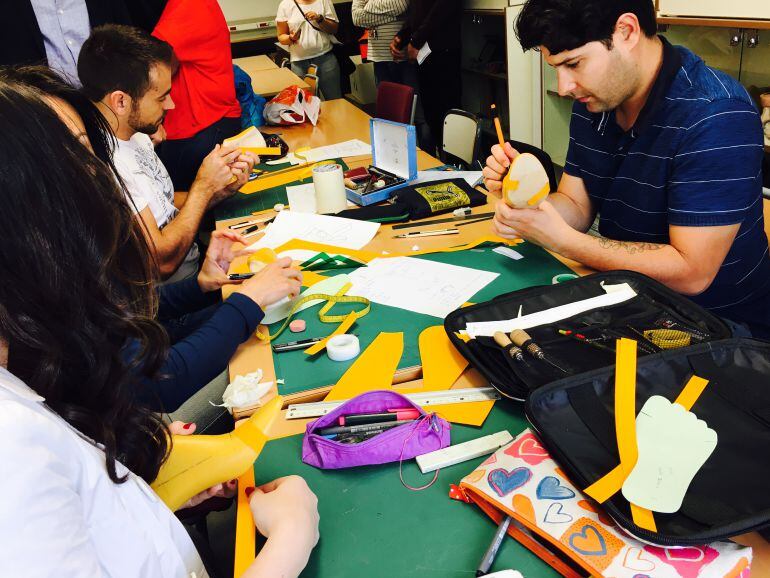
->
<box><xmin>291</xmin><ymin>50</ymin><xmax>341</xmax><ymax>100</ymax></box>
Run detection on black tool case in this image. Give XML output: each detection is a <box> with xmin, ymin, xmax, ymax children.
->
<box><xmin>445</xmin><ymin>271</ymin><xmax>770</xmax><ymax>544</ymax></box>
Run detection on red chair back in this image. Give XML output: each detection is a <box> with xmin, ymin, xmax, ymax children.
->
<box><xmin>376</xmin><ymin>81</ymin><xmax>415</xmax><ymax>124</ymax></box>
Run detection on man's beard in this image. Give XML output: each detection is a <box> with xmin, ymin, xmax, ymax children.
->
<box><xmin>129</xmin><ymin>107</ymin><xmax>165</xmax><ymax>135</ymax></box>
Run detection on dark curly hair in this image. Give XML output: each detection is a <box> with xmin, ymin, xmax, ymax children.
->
<box><xmin>516</xmin><ymin>0</ymin><xmax>657</xmax><ymax>55</ymax></box>
<box><xmin>0</xmin><ymin>73</ymin><xmax>170</xmax><ymax>484</ymax></box>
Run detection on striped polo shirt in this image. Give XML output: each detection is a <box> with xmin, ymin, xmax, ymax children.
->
<box><xmin>564</xmin><ymin>37</ymin><xmax>770</xmax><ymax>337</ymax></box>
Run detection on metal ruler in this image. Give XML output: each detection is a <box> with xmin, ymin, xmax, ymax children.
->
<box><xmin>391</xmin><ymin>211</ymin><xmax>496</xmax><ymax>231</ymax></box>
<box><xmin>286</xmin><ymin>387</ymin><xmax>501</xmax><ymax>420</ymax></box>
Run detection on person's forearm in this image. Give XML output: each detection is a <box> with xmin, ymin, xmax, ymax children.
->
<box><xmin>155</xmin><ymin>186</ymin><xmax>210</xmax><ymax>277</ymax></box>
<box><xmin>558</xmin><ymin>229</ymin><xmax>710</xmax><ymax>295</ymax></box>
<box><xmin>352</xmin><ymin>0</ymin><xmax>408</xmax><ymax>27</ymax></box>
<box><xmin>278</xmin><ymin>33</ymin><xmax>293</xmax><ymax>45</ymax></box>
<box><xmin>548</xmin><ymin>191</ymin><xmax>594</xmax><ymax>233</ymax></box>
<box><xmin>242</xmin><ymin>527</ymin><xmax>314</xmax><ymax>578</ymax></box>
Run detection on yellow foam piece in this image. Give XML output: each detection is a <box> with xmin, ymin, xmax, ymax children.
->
<box><xmin>234</xmin><ymin>468</ymin><xmax>256</xmax><ymax>578</ymax></box>
<box><xmin>151</xmin><ymin>396</ymin><xmax>282</xmax><ymax>512</ymax></box>
<box><xmin>502</xmin><ymin>153</ymin><xmax>550</xmax><ymax>209</ymax></box>
<box><xmin>304</xmin><ymin>310</ymin><xmax>358</xmax><ymax>356</ymax></box>
<box><xmin>324</xmin><ymin>332</ymin><xmax>404</xmax><ymax>401</ymax></box>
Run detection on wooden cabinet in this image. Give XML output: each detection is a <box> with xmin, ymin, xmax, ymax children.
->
<box><xmin>658</xmin><ymin>0</ymin><xmax>770</xmax><ymax>21</ymax></box>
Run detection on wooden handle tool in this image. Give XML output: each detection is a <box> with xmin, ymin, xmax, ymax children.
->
<box><xmin>494</xmin><ymin>331</ymin><xmax>524</xmax><ymax>361</ymax></box>
<box><xmin>510</xmin><ymin>329</ymin><xmax>568</xmax><ymax>373</ymax></box>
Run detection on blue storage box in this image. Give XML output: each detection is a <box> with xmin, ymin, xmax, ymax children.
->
<box><xmin>345</xmin><ymin>118</ymin><xmax>418</xmax><ymax>206</ymax></box>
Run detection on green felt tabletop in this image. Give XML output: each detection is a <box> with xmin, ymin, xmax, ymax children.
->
<box><xmin>214</xmin><ymin>159</ymin><xmax>349</xmax><ymax>221</ymax></box>
<box><xmin>273</xmin><ymin>243</ymin><xmax>576</xmax><ymax>395</ymax></box>
<box><xmin>253</xmin><ymin>402</ymin><xmax>560</xmax><ymax>577</ymax></box>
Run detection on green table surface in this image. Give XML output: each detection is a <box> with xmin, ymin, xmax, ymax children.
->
<box><xmin>214</xmin><ymin>159</ymin><xmax>349</xmax><ymax>221</ymax></box>
<box><xmin>253</xmin><ymin>402</ymin><xmax>560</xmax><ymax>577</ymax></box>
<box><xmin>273</xmin><ymin>242</ymin><xmax>576</xmax><ymax>395</ymax></box>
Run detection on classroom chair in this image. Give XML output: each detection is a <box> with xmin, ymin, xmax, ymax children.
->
<box><xmin>441</xmin><ymin>108</ymin><xmax>482</xmax><ymax>169</ymax></box>
<box><xmin>375</xmin><ymin>81</ymin><xmax>415</xmax><ymax>125</ymax></box>
<box><xmin>280</xmin><ymin>57</ymin><xmax>290</xmax><ymax>68</ymax></box>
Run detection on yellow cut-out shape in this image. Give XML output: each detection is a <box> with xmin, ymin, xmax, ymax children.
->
<box><xmin>325</xmin><ymin>332</ymin><xmax>404</xmax><ymax>401</ymax></box>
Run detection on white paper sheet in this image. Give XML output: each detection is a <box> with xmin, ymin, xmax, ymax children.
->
<box><xmin>463</xmin><ymin>283</ymin><xmax>637</xmax><ymax>338</ymax></box>
<box><xmin>246</xmin><ymin>210</ymin><xmax>380</xmax><ymax>251</ymax></box>
<box><xmin>347</xmin><ymin>257</ymin><xmax>499</xmax><ymax>318</ymax></box>
<box><xmin>417</xmin><ymin>42</ymin><xmax>432</xmax><ymax>65</ymax></box>
<box><xmin>266</xmin><ymin>139</ymin><xmax>372</xmax><ymax>165</ymax></box>
<box><xmin>285</xmin><ymin>183</ymin><xmax>317</xmax><ymax>213</ymax></box>
<box><xmin>413</xmin><ymin>170</ymin><xmax>483</xmax><ymax>188</ymax></box>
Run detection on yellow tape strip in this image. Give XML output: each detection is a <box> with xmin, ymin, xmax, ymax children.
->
<box><xmin>304</xmin><ymin>310</ymin><xmax>359</xmax><ymax>356</ymax></box>
<box><xmin>242</xmin><ymin>146</ymin><xmax>282</xmax><ymax>156</ymax></box>
<box><xmin>675</xmin><ymin>375</ymin><xmax>709</xmax><ymax>411</ymax></box>
<box><xmin>527</xmin><ymin>182</ymin><xmax>550</xmax><ymax>206</ymax></box>
<box><xmin>631</xmin><ymin>503</ymin><xmax>658</xmax><ymax>532</ymax></box>
<box><xmin>233</xmin><ymin>468</ymin><xmax>256</xmax><ymax>578</ymax></box>
<box><xmin>325</xmin><ymin>332</ymin><xmax>404</xmax><ymax>401</ymax></box>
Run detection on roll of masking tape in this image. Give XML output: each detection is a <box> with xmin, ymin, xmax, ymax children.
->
<box><xmin>552</xmin><ymin>273</ymin><xmax>578</xmax><ymax>285</ymax></box>
<box><xmin>327</xmin><ymin>334</ymin><xmax>361</xmax><ymax>362</ymax></box>
<box><xmin>313</xmin><ymin>163</ymin><xmax>347</xmax><ymax>215</ymax></box>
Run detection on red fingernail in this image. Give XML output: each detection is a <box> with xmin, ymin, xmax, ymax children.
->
<box><xmin>183</xmin><ymin>422</ymin><xmax>193</xmax><ymax>430</ymax></box>
<box><xmin>244</xmin><ymin>487</ymin><xmax>255</xmax><ymax>498</ymax></box>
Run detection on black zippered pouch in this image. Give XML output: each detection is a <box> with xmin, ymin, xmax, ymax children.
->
<box><xmin>525</xmin><ymin>338</ymin><xmax>770</xmax><ymax>544</ymax></box>
<box><xmin>444</xmin><ymin>271</ymin><xmax>731</xmax><ymax>401</ymax></box>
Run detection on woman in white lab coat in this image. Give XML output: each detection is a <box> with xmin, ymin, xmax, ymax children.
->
<box><xmin>0</xmin><ymin>78</ymin><xmax>319</xmax><ymax>577</ymax></box>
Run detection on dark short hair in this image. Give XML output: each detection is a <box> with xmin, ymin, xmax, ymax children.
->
<box><xmin>78</xmin><ymin>24</ymin><xmax>174</xmax><ymax>102</ymax></box>
<box><xmin>516</xmin><ymin>0</ymin><xmax>657</xmax><ymax>55</ymax></box>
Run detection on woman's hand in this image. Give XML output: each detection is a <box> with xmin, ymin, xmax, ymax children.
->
<box><xmin>197</xmin><ymin>230</ymin><xmax>253</xmax><ymax>293</ymax></box>
<box><xmin>233</xmin><ymin>257</ymin><xmax>303</xmax><ymax>311</ymax></box>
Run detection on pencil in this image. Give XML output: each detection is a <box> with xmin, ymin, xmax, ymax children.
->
<box><xmin>491</xmin><ymin>104</ymin><xmax>505</xmax><ymax>148</ymax></box>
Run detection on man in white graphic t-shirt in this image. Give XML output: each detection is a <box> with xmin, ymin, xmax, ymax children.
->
<box><xmin>78</xmin><ymin>24</ymin><xmax>256</xmax><ymax>283</ymax></box>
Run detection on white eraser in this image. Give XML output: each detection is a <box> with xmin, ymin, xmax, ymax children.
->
<box><xmin>416</xmin><ymin>431</ymin><xmax>513</xmax><ymax>474</ymax></box>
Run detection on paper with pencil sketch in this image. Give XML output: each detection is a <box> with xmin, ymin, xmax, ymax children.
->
<box><xmin>246</xmin><ymin>210</ymin><xmax>380</xmax><ymax>251</ymax></box>
<box><xmin>266</xmin><ymin>139</ymin><xmax>372</xmax><ymax>165</ymax></box>
<box><xmin>347</xmin><ymin>257</ymin><xmax>499</xmax><ymax>318</ymax></box>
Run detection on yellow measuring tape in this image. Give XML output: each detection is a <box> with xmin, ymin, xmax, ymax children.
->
<box><xmin>643</xmin><ymin>329</ymin><xmax>692</xmax><ymax>350</ymax></box>
<box><xmin>255</xmin><ymin>283</ymin><xmax>370</xmax><ymax>342</ymax></box>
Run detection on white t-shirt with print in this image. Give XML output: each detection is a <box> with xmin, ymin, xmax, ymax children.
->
<box><xmin>113</xmin><ymin>133</ymin><xmax>200</xmax><ymax>283</ymax></box>
<box><xmin>276</xmin><ymin>0</ymin><xmax>339</xmax><ymax>62</ymax></box>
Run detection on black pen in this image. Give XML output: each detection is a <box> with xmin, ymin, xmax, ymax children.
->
<box><xmin>271</xmin><ymin>336</ymin><xmax>325</xmax><ymax>352</ymax></box>
<box><xmin>243</xmin><ymin>224</ymin><xmax>260</xmax><ymax>234</ymax></box>
<box><xmin>228</xmin><ymin>273</ymin><xmax>255</xmax><ymax>280</ymax></box>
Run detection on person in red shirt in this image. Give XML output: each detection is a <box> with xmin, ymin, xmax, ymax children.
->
<box><xmin>153</xmin><ymin>0</ymin><xmax>243</xmax><ymax>191</ymax></box>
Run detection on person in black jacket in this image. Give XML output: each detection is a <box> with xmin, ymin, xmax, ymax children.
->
<box><xmin>391</xmin><ymin>0</ymin><xmax>462</xmax><ymax>154</ymax></box>
<box><xmin>0</xmin><ymin>0</ymin><xmax>165</xmax><ymax>83</ymax></box>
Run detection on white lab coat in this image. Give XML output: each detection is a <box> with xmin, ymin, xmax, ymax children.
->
<box><xmin>0</xmin><ymin>367</ymin><xmax>208</xmax><ymax>578</ymax></box>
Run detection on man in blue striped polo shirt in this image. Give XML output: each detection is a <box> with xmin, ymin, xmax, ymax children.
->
<box><xmin>484</xmin><ymin>0</ymin><xmax>770</xmax><ymax>337</ymax></box>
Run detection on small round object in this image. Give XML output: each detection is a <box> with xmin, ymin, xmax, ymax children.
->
<box><xmin>374</xmin><ymin>179</ymin><xmax>386</xmax><ymax>189</ymax></box>
<box><xmin>289</xmin><ymin>319</ymin><xmax>306</xmax><ymax>333</ymax></box>
<box><xmin>551</xmin><ymin>273</ymin><xmax>579</xmax><ymax>285</ymax></box>
<box><xmin>326</xmin><ymin>334</ymin><xmax>361</xmax><ymax>362</ymax></box>
<box><xmin>274</xmin><ymin>203</ymin><xmax>285</xmax><ymax>212</ymax></box>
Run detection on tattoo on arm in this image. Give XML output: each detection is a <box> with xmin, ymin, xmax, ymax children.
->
<box><xmin>597</xmin><ymin>237</ymin><xmax>666</xmax><ymax>255</ymax></box>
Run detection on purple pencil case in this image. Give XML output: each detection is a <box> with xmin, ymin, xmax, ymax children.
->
<box><xmin>302</xmin><ymin>390</ymin><xmax>451</xmax><ymax>469</ymax></box>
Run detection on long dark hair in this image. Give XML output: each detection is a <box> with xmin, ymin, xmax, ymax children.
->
<box><xmin>0</xmin><ymin>75</ymin><xmax>170</xmax><ymax>484</ymax></box>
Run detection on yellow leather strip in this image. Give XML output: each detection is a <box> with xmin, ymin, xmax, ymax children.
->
<box><xmin>527</xmin><ymin>182</ymin><xmax>550</xmax><ymax>206</ymax></box>
<box><xmin>242</xmin><ymin>146</ymin><xmax>282</xmax><ymax>156</ymax></box>
<box><xmin>325</xmin><ymin>332</ymin><xmax>404</xmax><ymax>401</ymax></box>
<box><xmin>407</xmin><ymin>236</ymin><xmax>524</xmax><ymax>258</ymax></box>
<box><xmin>301</xmin><ymin>270</ymin><xmax>328</xmax><ymax>287</ymax></box>
<box><xmin>631</xmin><ymin>503</ymin><xmax>658</xmax><ymax>532</ymax></box>
<box><xmin>584</xmin><ymin>464</ymin><xmax>627</xmax><ymax>503</ymax></box>
<box><xmin>234</xmin><ymin>468</ymin><xmax>256</xmax><ymax>578</ymax></box>
<box><xmin>303</xmin><ymin>311</ymin><xmax>358</xmax><ymax>356</ymax></box>
<box><xmin>615</xmin><ymin>338</ymin><xmax>639</xmax><ymax>477</ymax></box>
<box><xmin>239</xmin><ymin>164</ymin><xmax>315</xmax><ymax>194</ymax></box>
<box><xmin>674</xmin><ymin>375</ymin><xmax>709</xmax><ymax>411</ymax></box>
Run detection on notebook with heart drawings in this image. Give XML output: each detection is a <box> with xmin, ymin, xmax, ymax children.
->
<box><xmin>453</xmin><ymin>429</ymin><xmax>752</xmax><ymax>578</ymax></box>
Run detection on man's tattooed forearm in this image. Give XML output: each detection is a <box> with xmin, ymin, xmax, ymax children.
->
<box><xmin>597</xmin><ymin>237</ymin><xmax>666</xmax><ymax>254</ymax></box>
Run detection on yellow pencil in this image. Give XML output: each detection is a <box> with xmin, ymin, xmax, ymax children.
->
<box><xmin>491</xmin><ymin>104</ymin><xmax>505</xmax><ymax>148</ymax></box>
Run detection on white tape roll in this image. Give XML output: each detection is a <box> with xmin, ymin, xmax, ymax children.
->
<box><xmin>327</xmin><ymin>334</ymin><xmax>361</xmax><ymax>362</ymax></box>
<box><xmin>313</xmin><ymin>163</ymin><xmax>347</xmax><ymax>214</ymax></box>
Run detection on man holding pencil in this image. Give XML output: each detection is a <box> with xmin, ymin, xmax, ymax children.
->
<box><xmin>483</xmin><ymin>0</ymin><xmax>770</xmax><ymax>338</ymax></box>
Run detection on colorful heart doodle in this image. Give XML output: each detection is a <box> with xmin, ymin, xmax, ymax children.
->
<box><xmin>480</xmin><ymin>454</ymin><xmax>497</xmax><ymax>467</ymax></box>
<box><xmin>568</xmin><ymin>525</ymin><xmax>607</xmax><ymax>556</ymax></box>
<box><xmin>504</xmin><ymin>432</ymin><xmax>550</xmax><ymax>465</ymax></box>
<box><xmin>487</xmin><ymin>467</ymin><xmax>532</xmax><ymax>498</ymax></box>
<box><xmin>623</xmin><ymin>548</ymin><xmax>656</xmax><ymax>572</ymax></box>
<box><xmin>536</xmin><ymin>476</ymin><xmax>576</xmax><ymax>500</ymax></box>
<box><xmin>464</xmin><ymin>469</ymin><xmax>486</xmax><ymax>484</ymax></box>
<box><xmin>512</xmin><ymin>494</ymin><xmax>536</xmax><ymax>524</ymax></box>
<box><xmin>644</xmin><ymin>545</ymin><xmax>719</xmax><ymax>578</ymax></box>
<box><xmin>543</xmin><ymin>502</ymin><xmax>574</xmax><ymax>524</ymax></box>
